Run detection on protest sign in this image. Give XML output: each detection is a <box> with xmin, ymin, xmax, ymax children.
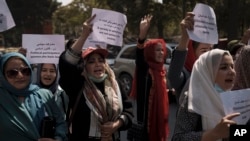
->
<box><xmin>83</xmin><ymin>8</ymin><xmax>127</xmax><ymax>48</ymax></box>
<box><xmin>0</xmin><ymin>0</ymin><xmax>15</xmax><ymax>32</ymax></box>
<box><xmin>83</xmin><ymin>36</ymin><xmax>107</xmax><ymax>49</ymax></box>
<box><xmin>22</xmin><ymin>34</ymin><xmax>65</xmax><ymax>64</ymax></box>
<box><xmin>153</xmin><ymin>0</ymin><xmax>163</xmax><ymax>4</ymax></box>
<box><xmin>187</xmin><ymin>3</ymin><xmax>218</xmax><ymax>44</ymax></box>
<box><xmin>220</xmin><ymin>89</ymin><xmax>250</xmax><ymax>124</ymax></box>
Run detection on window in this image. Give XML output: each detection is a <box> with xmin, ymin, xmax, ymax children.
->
<box><xmin>120</xmin><ymin>46</ymin><xmax>136</xmax><ymax>59</ymax></box>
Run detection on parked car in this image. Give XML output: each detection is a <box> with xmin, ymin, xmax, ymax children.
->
<box><xmin>106</xmin><ymin>44</ymin><xmax>121</xmax><ymax>69</ymax></box>
<box><xmin>113</xmin><ymin>43</ymin><xmax>173</xmax><ymax>96</ymax></box>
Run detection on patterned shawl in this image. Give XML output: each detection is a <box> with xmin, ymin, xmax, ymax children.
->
<box><xmin>233</xmin><ymin>46</ymin><xmax>250</xmax><ymax>90</ymax></box>
<box><xmin>81</xmin><ymin>61</ymin><xmax>123</xmax><ymax>125</ymax></box>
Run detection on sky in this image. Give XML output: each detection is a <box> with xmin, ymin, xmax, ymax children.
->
<box><xmin>57</xmin><ymin>0</ymin><xmax>73</xmax><ymax>6</ymax></box>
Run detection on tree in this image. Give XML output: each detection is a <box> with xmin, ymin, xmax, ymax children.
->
<box><xmin>2</xmin><ymin>0</ymin><xmax>60</xmax><ymax>46</ymax></box>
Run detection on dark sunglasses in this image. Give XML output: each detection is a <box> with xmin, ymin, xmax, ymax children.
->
<box><xmin>5</xmin><ymin>67</ymin><xmax>31</xmax><ymax>79</ymax></box>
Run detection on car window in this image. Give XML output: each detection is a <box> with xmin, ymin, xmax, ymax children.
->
<box><xmin>107</xmin><ymin>53</ymin><xmax>115</xmax><ymax>59</ymax></box>
<box><xmin>166</xmin><ymin>47</ymin><xmax>172</xmax><ymax>59</ymax></box>
<box><xmin>120</xmin><ymin>46</ymin><xmax>136</xmax><ymax>59</ymax></box>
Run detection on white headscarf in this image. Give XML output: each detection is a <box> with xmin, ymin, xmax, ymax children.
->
<box><xmin>188</xmin><ymin>49</ymin><xmax>231</xmax><ymax>131</ymax></box>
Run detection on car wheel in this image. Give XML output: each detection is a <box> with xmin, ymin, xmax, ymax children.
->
<box><xmin>119</xmin><ymin>73</ymin><xmax>133</xmax><ymax>96</ymax></box>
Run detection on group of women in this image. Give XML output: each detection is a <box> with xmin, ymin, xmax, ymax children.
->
<box><xmin>0</xmin><ymin>8</ymin><xmax>249</xmax><ymax>141</ymax></box>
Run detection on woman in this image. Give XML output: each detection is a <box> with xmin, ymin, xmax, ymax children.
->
<box><xmin>129</xmin><ymin>15</ymin><xmax>169</xmax><ymax>141</ymax></box>
<box><xmin>58</xmin><ymin>15</ymin><xmax>133</xmax><ymax>141</ymax></box>
<box><xmin>168</xmin><ymin>12</ymin><xmax>212</xmax><ymax>106</ymax></box>
<box><xmin>36</xmin><ymin>63</ymin><xmax>69</xmax><ymax>119</ymax></box>
<box><xmin>0</xmin><ymin>52</ymin><xmax>67</xmax><ymax>141</ymax></box>
<box><xmin>172</xmin><ymin>49</ymin><xmax>240</xmax><ymax>141</ymax></box>
<box><xmin>233</xmin><ymin>45</ymin><xmax>250</xmax><ymax>90</ymax></box>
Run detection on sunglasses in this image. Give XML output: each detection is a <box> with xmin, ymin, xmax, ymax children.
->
<box><xmin>5</xmin><ymin>67</ymin><xmax>31</xmax><ymax>79</ymax></box>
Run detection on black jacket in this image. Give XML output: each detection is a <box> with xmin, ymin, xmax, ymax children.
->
<box><xmin>58</xmin><ymin>51</ymin><xmax>134</xmax><ymax>141</ymax></box>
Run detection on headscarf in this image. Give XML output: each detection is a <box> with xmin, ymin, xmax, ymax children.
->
<box><xmin>233</xmin><ymin>45</ymin><xmax>250</xmax><ymax>90</ymax></box>
<box><xmin>0</xmin><ymin>52</ymin><xmax>44</xmax><ymax>139</ymax></box>
<box><xmin>36</xmin><ymin>63</ymin><xmax>59</xmax><ymax>94</ymax></box>
<box><xmin>80</xmin><ymin>50</ymin><xmax>123</xmax><ymax>136</ymax></box>
<box><xmin>136</xmin><ymin>39</ymin><xmax>169</xmax><ymax>141</ymax></box>
<box><xmin>184</xmin><ymin>40</ymin><xmax>198</xmax><ymax>72</ymax></box>
<box><xmin>0</xmin><ymin>52</ymin><xmax>39</xmax><ymax>96</ymax></box>
<box><xmin>188</xmin><ymin>49</ymin><xmax>231</xmax><ymax>131</ymax></box>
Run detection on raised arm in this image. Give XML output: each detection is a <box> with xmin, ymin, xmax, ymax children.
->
<box><xmin>138</xmin><ymin>14</ymin><xmax>153</xmax><ymax>41</ymax></box>
<box><xmin>71</xmin><ymin>14</ymin><xmax>96</xmax><ymax>53</ymax></box>
<box><xmin>177</xmin><ymin>12</ymin><xmax>195</xmax><ymax>51</ymax></box>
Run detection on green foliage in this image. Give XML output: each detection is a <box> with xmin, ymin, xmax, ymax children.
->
<box><xmin>2</xmin><ymin>0</ymin><xmax>59</xmax><ymax>46</ymax></box>
<box><xmin>3</xmin><ymin>0</ymin><xmax>250</xmax><ymax>46</ymax></box>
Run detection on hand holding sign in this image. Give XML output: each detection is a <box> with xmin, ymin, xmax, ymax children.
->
<box><xmin>220</xmin><ymin>88</ymin><xmax>250</xmax><ymax>125</ymax></box>
<box><xmin>187</xmin><ymin>3</ymin><xmax>218</xmax><ymax>44</ymax></box>
<box><xmin>83</xmin><ymin>8</ymin><xmax>127</xmax><ymax>49</ymax></box>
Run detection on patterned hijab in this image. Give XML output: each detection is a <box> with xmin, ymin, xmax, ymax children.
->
<box><xmin>36</xmin><ymin>63</ymin><xmax>59</xmax><ymax>94</ymax></box>
<box><xmin>143</xmin><ymin>39</ymin><xmax>169</xmax><ymax>141</ymax></box>
<box><xmin>188</xmin><ymin>49</ymin><xmax>231</xmax><ymax>131</ymax></box>
<box><xmin>233</xmin><ymin>45</ymin><xmax>250</xmax><ymax>90</ymax></box>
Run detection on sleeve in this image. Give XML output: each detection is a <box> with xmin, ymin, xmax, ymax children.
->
<box><xmin>58</xmin><ymin>50</ymin><xmax>84</xmax><ymax>99</ymax></box>
<box><xmin>171</xmin><ymin>96</ymin><xmax>203</xmax><ymax>141</ymax></box>
<box><xmin>167</xmin><ymin>49</ymin><xmax>188</xmax><ymax>97</ymax></box>
<box><xmin>118</xmin><ymin>83</ymin><xmax>134</xmax><ymax>130</ymax></box>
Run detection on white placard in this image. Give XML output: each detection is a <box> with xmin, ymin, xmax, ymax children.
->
<box><xmin>0</xmin><ymin>0</ymin><xmax>15</xmax><ymax>32</ymax></box>
<box><xmin>82</xmin><ymin>36</ymin><xmax>107</xmax><ymax>49</ymax></box>
<box><xmin>187</xmin><ymin>3</ymin><xmax>218</xmax><ymax>44</ymax></box>
<box><xmin>22</xmin><ymin>34</ymin><xmax>65</xmax><ymax>64</ymax></box>
<box><xmin>83</xmin><ymin>8</ymin><xmax>127</xmax><ymax>48</ymax></box>
<box><xmin>153</xmin><ymin>0</ymin><xmax>163</xmax><ymax>4</ymax></box>
<box><xmin>220</xmin><ymin>89</ymin><xmax>250</xmax><ymax>124</ymax></box>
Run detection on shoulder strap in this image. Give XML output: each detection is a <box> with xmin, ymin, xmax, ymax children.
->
<box><xmin>68</xmin><ymin>87</ymin><xmax>83</xmax><ymax>126</ymax></box>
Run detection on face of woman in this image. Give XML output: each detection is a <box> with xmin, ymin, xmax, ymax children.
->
<box><xmin>4</xmin><ymin>58</ymin><xmax>31</xmax><ymax>89</ymax></box>
<box><xmin>40</xmin><ymin>64</ymin><xmax>57</xmax><ymax>86</ymax></box>
<box><xmin>215</xmin><ymin>55</ymin><xmax>236</xmax><ymax>91</ymax></box>
<box><xmin>195</xmin><ymin>43</ymin><xmax>212</xmax><ymax>58</ymax></box>
<box><xmin>154</xmin><ymin>43</ymin><xmax>164</xmax><ymax>63</ymax></box>
<box><xmin>85</xmin><ymin>53</ymin><xmax>106</xmax><ymax>79</ymax></box>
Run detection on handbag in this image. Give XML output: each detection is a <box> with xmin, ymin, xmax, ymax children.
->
<box><xmin>127</xmin><ymin>72</ymin><xmax>148</xmax><ymax>141</ymax></box>
<box><xmin>40</xmin><ymin>116</ymin><xmax>56</xmax><ymax>138</ymax></box>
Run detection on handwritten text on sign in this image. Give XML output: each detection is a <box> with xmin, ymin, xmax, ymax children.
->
<box><xmin>88</xmin><ymin>8</ymin><xmax>127</xmax><ymax>47</ymax></box>
<box><xmin>220</xmin><ymin>88</ymin><xmax>250</xmax><ymax>125</ymax></box>
<box><xmin>187</xmin><ymin>3</ymin><xmax>218</xmax><ymax>44</ymax></box>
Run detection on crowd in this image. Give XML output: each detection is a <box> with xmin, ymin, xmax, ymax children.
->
<box><xmin>1</xmin><ymin>4</ymin><xmax>250</xmax><ymax>141</ymax></box>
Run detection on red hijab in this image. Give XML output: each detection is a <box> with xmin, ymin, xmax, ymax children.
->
<box><xmin>184</xmin><ymin>40</ymin><xmax>198</xmax><ymax>72</ymax></box>
<box><xmin>131</xmin><ymin>39</ymin><xmax>169</xmax><ymax>141</ymax></box>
